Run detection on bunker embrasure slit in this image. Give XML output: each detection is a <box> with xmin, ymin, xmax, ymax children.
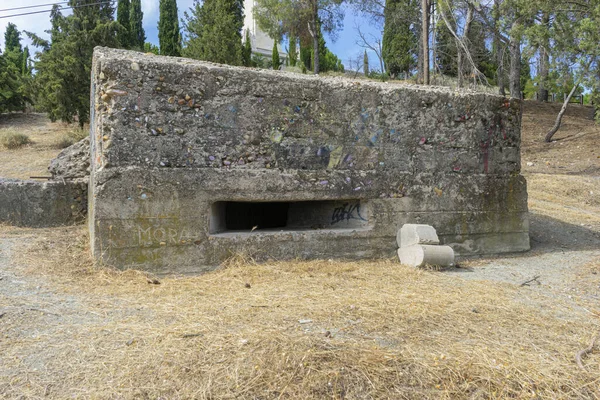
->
<box><xmin>209</xmin><ymin>200</ymin><xmax>371</xmax><ymax>234</ymax></box>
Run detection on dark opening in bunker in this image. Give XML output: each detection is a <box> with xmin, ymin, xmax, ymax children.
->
<box><xmin>209</xmin><ymin>200</ymin><xmax>370</xmax><ymax>234</ymax></box>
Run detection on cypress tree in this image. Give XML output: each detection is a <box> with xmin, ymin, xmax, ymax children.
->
<box><xmin>116</xmin><ymin>0</ymin><xmax>131</xmax><ymax>48</ymax></box>
<box><xmin>288</xmin><ymin>34</ymin><xmax>297</xmax><ymax>67</ymax></box>
<box><xmin>183</xmin><ymin>0</ymin><xmax>244</xmax><ymax>65</ymax></box>
<box><xmin>382</xmin><ymin>0</ymin><xmax>418</xmax><ymax>79</ymax></box>
<box><xmin>299</xmin><ymin>39</ymin><xmax>312</xmax><ymax>72</ymax></box>
<box><xmin>467</xmin><ymin>20</ymin><xmax>495</xmax><ymax>81</ymax></box>
<box><xmin>272</xmin><ymin>41</ymin><xmax>280</xmax><ymax>70</ymax></box>
<box><xmin>21</xmin><ymin>46</ymin><xmax>30</xmax><ymax>76</ymax></box>
<box><xmin>130</xmin><ymin>0</ymin><xmax>145</xmax><ymax>49</ymax></box>
<box><xmin>364</xmin><ymin>50</ymin><xmax>370</xmax><ymax>76</ymax></box>
<box><xmin>159</xmin><ymin>0</ymin><xmax>182</xmax><ymax>56</ymax></box>
<box><xmin>242</xmin><ymin>29</ymin><xmax>252</xmax><ymax>67</ymax></box>
<box><xmin>0</xmin><ymin>52</ymin><xmax>25</xmax><ymax>112</ymax></box>
<box><xmin>4</xmin><ymin>23</ymin><xmax>22</xmax><ymax>53</ymax></box>
<box><xmin>435</xmin><ymin>20</ymin><xmax>458</xmax><ymax>77</ymax></box>
<box><xmin>0</xmin><ymin>23</ymin><xmax>28</xmax><ymax>112</ymax></box>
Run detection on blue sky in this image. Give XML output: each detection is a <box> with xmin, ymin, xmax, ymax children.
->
<box><xmin>0</xmin><ymin>1</ymin><xmax>382</xmax><ymax>70</ymax></box>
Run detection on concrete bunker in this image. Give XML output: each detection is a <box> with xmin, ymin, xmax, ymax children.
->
<box><xmin>89</xmin><ymin>48</ymin><xmax>529</xmax><ymax>274</ymax></box>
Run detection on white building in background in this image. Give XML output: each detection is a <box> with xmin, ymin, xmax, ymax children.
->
<box><xmin>243</xmin><ymin>0</ymin><xmax>285</xmax><ymax>59</ymax></box>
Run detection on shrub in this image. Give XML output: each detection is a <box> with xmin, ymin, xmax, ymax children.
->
<box><xmin>54</xmin><ymin>135</ymin><xmax>77</xmax><ymax>149</ymax></box>
<box><xmin>0</xmin><ymin>129</ymin><xmax>32</xmax><ymax>149</ymax></box>
<box><xmin>53</xmin><ymin>128</ymin><xmax>87</xmax><ymax>149</ymax></box>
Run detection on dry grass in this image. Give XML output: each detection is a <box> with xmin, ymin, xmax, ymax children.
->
<box><xmin>1</xmin><ymin>226</ymin><xmax>598</xmax><ymax>399</ymax></box>
<box><xmin>526</xmin><ymin>174</ymin><xmax>600</xmax><ymax>229</ymax></box>
<box><xmin>0</xmin><ymin>129</ymin><xmax>32</xmax><ymax>149</ymax></box>
<box><xmin>52</xmin><ymin>127</ymin><xmax>88</xmax><ymax>149</ymax></box>
<box><xmin>0</xmin><ymin>113</ymin><xmax>81</xmax><ymax>179</ymax></box>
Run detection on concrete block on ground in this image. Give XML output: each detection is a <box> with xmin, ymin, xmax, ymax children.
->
<box><xmin>398</xmin><ymin>244</ymin><xmax>455</xmax><ymax>268</ymax></box>
<box><xmin>397</xmin><ymin>224</ymin><xmax>440</xmax><ymax>248</ymax></box>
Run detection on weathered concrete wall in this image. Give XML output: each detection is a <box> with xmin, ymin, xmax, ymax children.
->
<box><xmin>89</xmin><ymin>47</ymin><xmax>529</xmax><ymax>274</ymax></box>
<box><xmin>0</xmin><ymin>179</ymin><xmax>87</xmax><ymax>227</ymax></box>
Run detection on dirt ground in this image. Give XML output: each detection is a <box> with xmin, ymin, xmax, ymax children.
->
<box><xmin>0</xmin><ymin>101</ymin><xmax>599</xmax><ymax>399</ymax></box>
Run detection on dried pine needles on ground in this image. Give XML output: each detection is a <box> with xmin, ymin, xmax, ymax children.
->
<box><xmin>1</xmin><ymin>226</ymin><xmax>599</xmax><ymax>399</ymax></box>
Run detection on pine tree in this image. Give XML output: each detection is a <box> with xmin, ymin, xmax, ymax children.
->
<box><xmin>242</xmin><ymin>29</ymin><xmax>252</xmax><ymax>66</ymax></box>
<box><xmin>183</xmin><ymin>0</ymin><xmax>244</xmax><ymax>65</ymax></box>
<box><xmin>272</xmin><ymin>41</ymin><xmax>281</xmax><ymax>70</ymax></box>
<box><xmin>364</xmin><ymin>50</ymin><xmax>370</xmax><ymax>76</ymax></box>
<box><xmin>32</xmin><ymin>2</ymin><xmax>120</xmax><ymax>126</ymax></box>
<box><xmin>116</xmin><ymin>0</ymin><xmax>132</xmax><ymax>48</ymax></box>
<box><xmin>130</xmin><ymin>0</ymin><xmax>145</xmax><ymax>49</ymax></box>
<box><xmin>382</xmin><ymin>0</ymin><xmax>418</xmax><ymax>78</ymax></box>
<box><xmin>159</xmin><ymin>0</ymin><xmax>182</xmax><ymax>56</ymax></box>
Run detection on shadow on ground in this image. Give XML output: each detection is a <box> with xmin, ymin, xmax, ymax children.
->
<box><xmin>0</xmin><ymin>113</ymin><xmax>48</xmax><ymax>128</ymax></box>
<box><xmin>528</xmin><ymin>212</ymin><xmax>600</xmax><ymax>253</ymax></box>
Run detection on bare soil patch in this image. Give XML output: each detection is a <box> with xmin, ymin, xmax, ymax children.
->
<box><xmin>521</xmin><ymin>101</ymin><xmax>600</xmax><ymax>176</ymax></box>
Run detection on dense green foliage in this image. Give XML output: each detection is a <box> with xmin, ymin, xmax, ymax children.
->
<box><xmin>297</xmin><ymin>26</ymin><xmax>344</xmax><ymax>73</ymax></box>
<box><xmin>288</xmin><ymin>34</ymin><xmax>298</xmax><ymax>67</ymax></box>
<box><xmin>435</xmin><ymin>20</ymin><xmax>457</xmax><ymax>77</ymax></box>
<box><xmin>116</xmin><ymin>0</ymin><xmax>131</xmax><ymax>47</ymax></box>
<box><xmin>144</xmin><ymin>42</ymin><xmax>160</xmax><ymax>54</ymax></box>
<box><xmin>183</xmin><ymin>0</ymin><xmax>244</xmax><ymax>65</ymax></box>
<box><xmin>382</xmin><ymin>0</ymin><xmax>417</xmax><ymax>78</ymax></box>
<box><xmin>0</xmin><ymin>24</ymin><xmax>30</xmax><ymax>112</ymax></box>
<box><xmin>130</xmin><ymin>0</ymin><xmax>146</xmax><ymax>50</ymax></box>
<box><xmin>31</xmin><ymin>2</ymin><xmax>120</xmax><ymax>126</ymax></box>
<box><xmin>242</xmin><ymin>29</ymin><xmax>252</xmax><ymax>67</ymax></box>
<box><xmin>272</xmin><ymin>41</ymin><xmax>281</xmax><ymax>69</ymax></box>
<box><xmin>254</xmin><ymin>0</ymin><xmax>345</xmax><ymax>73</ymax></box>
<box><xmin>158</xmin><ymin>0</ymin><xmax>182</xmax><ymax>56</ymax></box>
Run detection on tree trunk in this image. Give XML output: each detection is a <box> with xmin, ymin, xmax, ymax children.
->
<box><xmin>509</xmin><ymin>22</ymin><xmax>521</xmax><ymax>99</ymax></box>
<box><xmin>421</xmin><ymin>0</ymin><xmax>429</xmax><ymax>85</ymax></box>
<box><xmin>537</xmin><ymin>12</ymin><xmax>550</xmax><ymax>102</ymax></box>
<box><xmin>417</xmin><ymin>32</ymin><xmax>423</xmax><ymax>83</ymax></box>
<box><xmin>493</xmin><ymin>0</ymin><xmax>505</xmax><ymax>95</ymax></box>
<box><xmin>457</xmin><ymin>3</ymin><xmax>474</xmax><ymax>88</ymax></box>
<box><xmin>545</xmin><ymin>83</ymin><xmax>579</xmax><ymax>142</ymax></box>
<box><xmin>310</xmin><ymin>2</ymin><xmax>319</xmax><ymax>74</ymax></box>
<box><xmin>431</xmin><ymin>0</ymin><xmax>436</xmax><ymax>83</ymax></box>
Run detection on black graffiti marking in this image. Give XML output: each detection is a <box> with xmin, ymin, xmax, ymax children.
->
<box><xmin>331</xmin><ymin>202</ymin><xmax>368</xmax><ymax>224</ymax></box>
